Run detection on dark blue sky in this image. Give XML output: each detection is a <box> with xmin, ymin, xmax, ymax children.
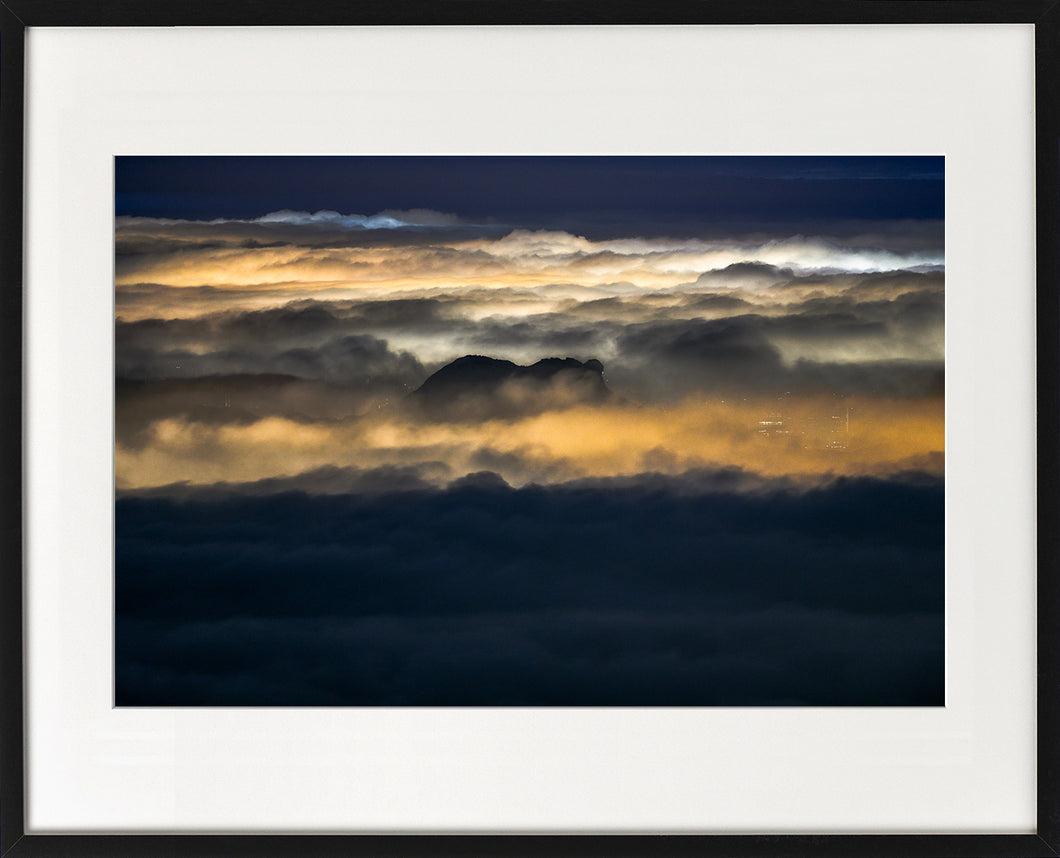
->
<box><xmin>115</xmin><ymin>156</ymin><xmax>944</xmax><ymax>237</ymax></box>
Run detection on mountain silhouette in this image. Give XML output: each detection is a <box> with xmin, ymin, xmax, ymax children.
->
<box><xmin>408</xmin><ymin>355</ymin><xmax>610</xmax><ymax>420</ymax></box>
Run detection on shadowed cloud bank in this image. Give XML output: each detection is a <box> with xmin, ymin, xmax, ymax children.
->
<box><xmin>116</xmin><ymin>472</ymin><xmax>943</xmax><ymax>706</ymax></box>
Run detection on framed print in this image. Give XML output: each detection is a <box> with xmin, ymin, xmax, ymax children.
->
<box><xmin>2</xmin><ymin>4</ymin><xmax>1058</xmax><ymax>857</ymax></box>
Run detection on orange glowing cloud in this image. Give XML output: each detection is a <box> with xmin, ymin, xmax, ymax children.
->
<box><xmin>116</xmin><ymin>394</ymin><xmax>943</xmax><ymax>492</ymax></box>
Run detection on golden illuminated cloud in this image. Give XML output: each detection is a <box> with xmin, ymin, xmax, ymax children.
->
<box><xmin>116</xmin><ymin>219</ymin><xmax>944</xmax><ymax>321</ymax></box>
<box><xmin>116</xmin><ymin>394</ymin><xmax>943</xmax><ymax>491</ymax></box>
<box><xmin>115</xmin><ymin>213</ymin><xmax>944</xmax><ymax>494</ymax></box>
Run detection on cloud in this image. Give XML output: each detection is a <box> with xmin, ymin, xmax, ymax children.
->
<box><xmin>115</xmin><ymin>372</ymin><xmax>431</xmax><ymax>451</ymax></box>
<box><xmin>116</xmin><ymin>472</ymin><xmax>943</xmax><ymax>705</ymax></box>
<box><xmin>120</xmin><ymin>462</ymin><xmax>453</xmax><ymax>499</ymax></box>
<box><xmin>115</xmin><ymin>391</ymin><xmax>944</xmax><ymax>493</ymax></box>
<box><xmin>695</xmin><ymin>261</ymin><xmax>796</xmax><ymax>288</ymax></box>
<box><xmin>609</xmin><ymin>311</ymin><xmax>942</xmax><ymax>399</ymax></box>
<box><xmin>115</xmin><ymin>215</ymin><xmax>943</xmax><ymax>302</ymax></box>
<box><xmin>119</xmin><ymin>207</ymin><xmax>466</xmax><ymax>230</ymax></box>
<box><xmin>117</xmin><ymin>319</ymin><xmax>426</xmax><ymax>387</ymax></box>
<box><xmin>116</xmin><ymin>262</ymin><xmax>942</xmax><ymax>403</ymax></box>
<box><xmin>113</xmin><ymin>203</ymin><xmax>945</xmax><ymax>492</ymax></box>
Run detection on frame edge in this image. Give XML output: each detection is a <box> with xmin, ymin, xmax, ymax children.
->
<box><xmin>1035</xmin><ymin>8</ymin><xmax>1060</xmax><ymax>857</ymax></box>
<box><xmin>0</xmin><ymin>0</ymin><xmax>27</xmax><ymax>856</ymax></box>
<box><xmin>5</xmin><ymin>3</ymin><xmax>1058</xmax><ymax>857</ymax></box>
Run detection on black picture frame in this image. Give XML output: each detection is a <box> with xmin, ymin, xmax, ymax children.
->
<box><xmin>2</xmin><ymin>3</ymin><xmax>1057</xmax><ymax>856</ymax></box>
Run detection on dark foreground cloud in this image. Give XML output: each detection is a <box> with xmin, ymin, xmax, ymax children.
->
<box><xmin>116</xmin><ymin>472</ymin><xmax>943</xmax><ymax>706</ymax></box>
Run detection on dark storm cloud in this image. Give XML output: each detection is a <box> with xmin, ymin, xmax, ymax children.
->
<box><xmin>117</xmin><ymin>296</ymin><xmax>455</xmax><ymax>342</ymax></box>
<box><xmin>615</xmin><ymin>317</ymin><xmax>787</xmax><ymax>395</ymax></box>
<box><xmin>217</xmin><ymin>303</ymin><xmax>348</xmax><ymax>338</ymax></box>
<box><xmin>347</xmin><ymin>297</ymin><xmax>450</xmax><ymax>327</ymax></box>
<box><xmin>269</xmin><ymin>335</ymin><xmax>424</xmax><ymax>383</ymax></box>
<box><xmin>781</xmin><ymin>291</ymin><xmax>944</xmax><ymax>353</ymax></box>
<box><xmin>691</xmin><ymin>263</ymin><xmax>944</xmax><ymax>297</ymax></box>
<box><xmin>116</xmin><ymin>275</ymin><xmax>941</xmax><ymax>356</ymax></box>
<box><xmin>796</xmin><ymin>359</ymin><xmax>945</xmax><ymax>398</ymax></box>
<box><xmin>609</xmin><ymin>312</ymin><xmax>943</xmax><ymax>400</ymax></box>
<box><xmin>115</xmin><ymin>374</ymin><xmax>419</xmax><ymax>448</ymax></box>
<box><xmin>116</xmin><ymin>471</ymin><xmax>943</xmax><ymax>705</ymax></box>
<box><xmin>116</xmin><ymin>266</ymin><xmax>943</xmax><ymax>404</ymax></box>
<box><xmin>463</xmin><ymin>319</ymin><xmax>610</xmax><ymax>354</ymax></box>
<box><xmin>117</xmin><ymin>314</ymin><xmax>427</xmax><ymax>386</ymax></box>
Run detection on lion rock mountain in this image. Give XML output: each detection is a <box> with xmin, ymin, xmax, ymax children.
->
<box><xmin>408</xmin><ymin>355</ymin><xmax>610</xmax><ymax>419</ymax></box>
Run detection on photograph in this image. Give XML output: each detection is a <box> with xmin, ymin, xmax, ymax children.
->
<box><xmin>113</xmin><ymin>154</ymin><xmax>946</xmax><ymax>706</ymax></box>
